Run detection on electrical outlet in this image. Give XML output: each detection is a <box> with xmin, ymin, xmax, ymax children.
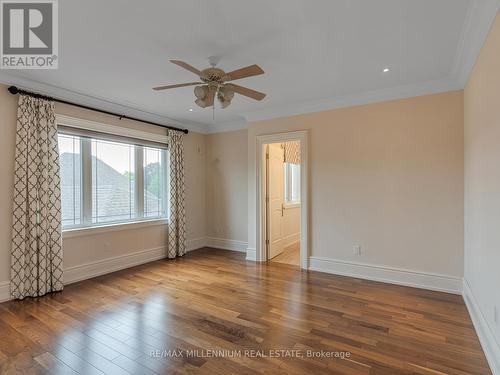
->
<box><xmin>353</xmin><ymin>245</ymin><xmax>361</xmax><ymax>256</ymax></box>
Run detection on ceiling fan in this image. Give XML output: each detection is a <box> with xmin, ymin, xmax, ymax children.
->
<box><xmin>153</xmin><ymin>57</ymin><xmax>266</xmax><ymax>109</ymax></box>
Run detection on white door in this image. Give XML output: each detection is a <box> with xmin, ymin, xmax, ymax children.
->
<box><xmin>267</xmin><ymin>143</ymin><xmax>285</xmax><ymax>259</ymax></box>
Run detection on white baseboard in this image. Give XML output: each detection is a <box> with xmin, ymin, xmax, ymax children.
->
<box><xmin>206</xmin><ymin>237</ymin><xmax>247</xmax><ymax>252</ymax></box>
<box><xmin>187</xmin><ymin>237</ymin><xmax>207</xmax><ymax>252</ymax></box>
<box><xmin>187</xmin><ymin>237</ymin><xmax>250</xmax><ymax>253</ymax></box>
<box><xmin>64</xmin><ymin>246</ymin><xmax>166</xmax><ymax>285</ymax></box>
<box><xmin>0</xmin><ymin>281</ymin><xmax>9</xmax><ymax>303</ymax></box>
<box><xmin>0</xmin><ymin>246</ymin><xmax>167</xmax><ymax>302</ymax></box>
<box><xmin>308</xmin><ymin>256</ymin><xmax>462</xmax><ymax>294</ymax></box>
<box><xmin>187</xmin><ymin>236</ymin><xmax>255</xmax><ymax>258</ymax></box>
<box><xmin>246</xmin><ymin>247</ymin><xmax>257</xmax><ymax>261</ymax></box>
<box><xmin>463</xmin><ymin>279</ymin><xmax>500</xmax><ymax>375</ymax></box>
<box><xmin>1</xmin><ymin>237</ymin><xmax>246</xmax><ymax>303</ymax></box>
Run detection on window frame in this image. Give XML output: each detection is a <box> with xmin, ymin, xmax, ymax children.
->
<box><xmin>56</xmin><ymin>115</ymin><xmax>170</xmax><ymax>232</ymax></box>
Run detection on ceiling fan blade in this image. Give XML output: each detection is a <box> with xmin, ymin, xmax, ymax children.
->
<box><xmin>170</xmin><ymin>60</ymin><xmax>202</xmax><ymax>76</ymax></box>
<box><xmin>227</xmin><ymin>83</ymin><xmax>266</xmax><ymax>101</ymax></box>
<box><xmin>225</xmin><ymin>64</ymin><xmax>264</xmax><ymax>81</ymax></box>
<box><xmin>153</xmin><ymin>82</ymin><xmax>202</xmax><ymax>90</ymax></box>
<box><xmin>205</xmin><ymin>87</ymin><xmax>216</xmax><ymax>106</ymax></box>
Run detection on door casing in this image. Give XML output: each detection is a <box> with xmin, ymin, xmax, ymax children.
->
<box><xmin>255</xmin><ymin>130</ymin><xmax>308</xmax><ymax>269</ymax></box>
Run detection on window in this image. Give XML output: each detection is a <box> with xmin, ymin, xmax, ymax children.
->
<box><xmin>284</xmin><ymin>162</ymin><xmax>300</xmax><ymax>204</ymax></box>
<box><xmin>91</xmin><ymin>139</ymin><xmax>136</xmax><ymax>224</ymax></box>
<box><xmin>58</xmin><ymin>132</ymin><xmax>168</xmax><ymax>229</ymax></box>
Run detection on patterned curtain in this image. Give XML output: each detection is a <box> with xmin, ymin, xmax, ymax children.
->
<box><xmin>283</xmin><ymin>140</ymin><xmax>301</xmax><ymax>164</ymax></box>
<box><xmin>167</xmin><ymin>130</ymin><xmax>187</xmax><ymax>258</ymax></box>
<box><xmin>11</xmin><ymin>95</ymin><xmax>63</xmax><ymax>300</ymax></box>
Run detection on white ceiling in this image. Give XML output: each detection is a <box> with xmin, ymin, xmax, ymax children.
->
<box><xmin>1</xmin><ymin>0</ymin><xmax>499</xmax><ymax>133</ymax></box>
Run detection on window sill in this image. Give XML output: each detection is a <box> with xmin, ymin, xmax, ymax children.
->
<box><xmin>284</xmin><ymin>202</ymin><xmax>301</xmax><ymax>209</ymax></box>
<box><xmin>62</xmin><ymin>218</ymin><xmax>168</xmax><ymax>239</ymax></box>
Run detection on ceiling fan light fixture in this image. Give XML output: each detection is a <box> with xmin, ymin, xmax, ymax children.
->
<box><xmin>195</xmin><ymin>98</ymin><xmax>207</xmax><ymax>108</ymax></box>
<box><xmin>218</xmin><ymin>86</ymin><xmax>235</xmax><ymax>101</ymax></box>
<box><xmin>153</xmin><ymin>59</ymin><xmax>266</xmax><ymax>110</ymax></box>
<box><xmin>217</xmin><ymin>91</ymin><xmax>232</xmax><ymax>109</ymax></box>
<box><xmin>220</xmin><ymin>99</ymin><xmax>231</xmax><ymax>109</ymax></box>
<box><xmin>194</xmin><ymin>85</ymin><xmax>208</xmax><ymax>99</ymax></box>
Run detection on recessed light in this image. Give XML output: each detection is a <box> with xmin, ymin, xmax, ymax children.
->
<box><xmin>383</xmin><ymin>68</ymin><xmax>390</xmax><ymax>73</ymax></box>
<box><xmin>188</xmin><ymin>108</ymin><xmax>194</xmax><ymax>112</ymax></box>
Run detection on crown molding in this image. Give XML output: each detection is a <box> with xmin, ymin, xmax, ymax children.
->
<box><xmin>0</xmin><ymin>72</ymin><xmax>459</xmax><ymax>135</ymax></box>
<box><xmin>451</xmin><ymin>0</ymin><xmax>500</xmax><ymax>87</ymax></box>
<box><xmin>0</xmin><ymin>72</ymin><xmax>209</xmax><ymax>134</ymax></box>
<box><xmin>241</xmin><ymin>77</ymin><xmax>461</xmax><ymax>124</ymax></box>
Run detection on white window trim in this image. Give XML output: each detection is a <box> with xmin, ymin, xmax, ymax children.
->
<box><xmin>57</xmin><ymin>114</ymin><xmax>170</xmax><ymax>231</ymax></box>
<box><xmin>56</xmin><ymin>114</ymin><xmax>169</xmax><ymax>144</ymax></box>
<box><xmin>63</xmin><ymin>218</ymin><xmax>168</xmax><ymax>238</ymax></box>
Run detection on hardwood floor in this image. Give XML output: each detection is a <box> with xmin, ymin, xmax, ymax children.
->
<box><xmin>0</xmin><ymin>248</ymin><xmax>490</xmax><ymax>375</ymax></box>
<box><xmin>270</xmin><ymin>242</ymin><xmax>300</xmax><ymax>266</ymax></box>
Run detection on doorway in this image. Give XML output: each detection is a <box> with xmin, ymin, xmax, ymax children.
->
<box><xmin>255</xmin><ymin>130</ymin><xmax>308</xmax><ymax>269</ymax></box>
<box><xmin>266</xmin><ymin>142</ymin><xmax>301</xmax><ymax>266</ymax></box>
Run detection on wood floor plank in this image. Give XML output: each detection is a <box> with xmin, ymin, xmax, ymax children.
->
<box><xmin>34</xmin><ymin>352</ymin><xmax>80</xmax><ymax>375</ymax></box>
<box><xmin>111</xmin><ymin>355</ymin><xmax>157</xmax><ymax>375</ymax></box>
<box><xmin>0</xmin><ymin>248</ymin><xmax>491</xmax><ymax>374</ymax></box>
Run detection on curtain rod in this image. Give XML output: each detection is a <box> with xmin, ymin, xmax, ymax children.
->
<box><xmin>7</xmin><ymin>86</ymin><xmax>189</xmax><ymax>134</ymax></box>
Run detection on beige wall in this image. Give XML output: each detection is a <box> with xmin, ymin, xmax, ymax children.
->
<box><xmin>464</xmin><ymin>11</ymin><xmax>500</xmax><ymax>346</ymax></box>
<box><xmin>248</xmin><ymin>91</ymin><xmax>465</xmax><ymax>277</ymax></box>
<box><xmin>183</xmin><ymin>131</ymin><xmax>207</xmax><ymax>243</ymax></box>
<box><xmin>0</xmin><ymin>85</ymin><xmax>466</xmax><ymax>287</ymax></box>
<box><xmin>206</xmin><ymin>130</ymin><xmax>248</xmax><ymax>242</ymax></box>
<box><xmin>0</xmin><ymin>84</ymin><xmax>206</xmax><ymax>284</ymax></box>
